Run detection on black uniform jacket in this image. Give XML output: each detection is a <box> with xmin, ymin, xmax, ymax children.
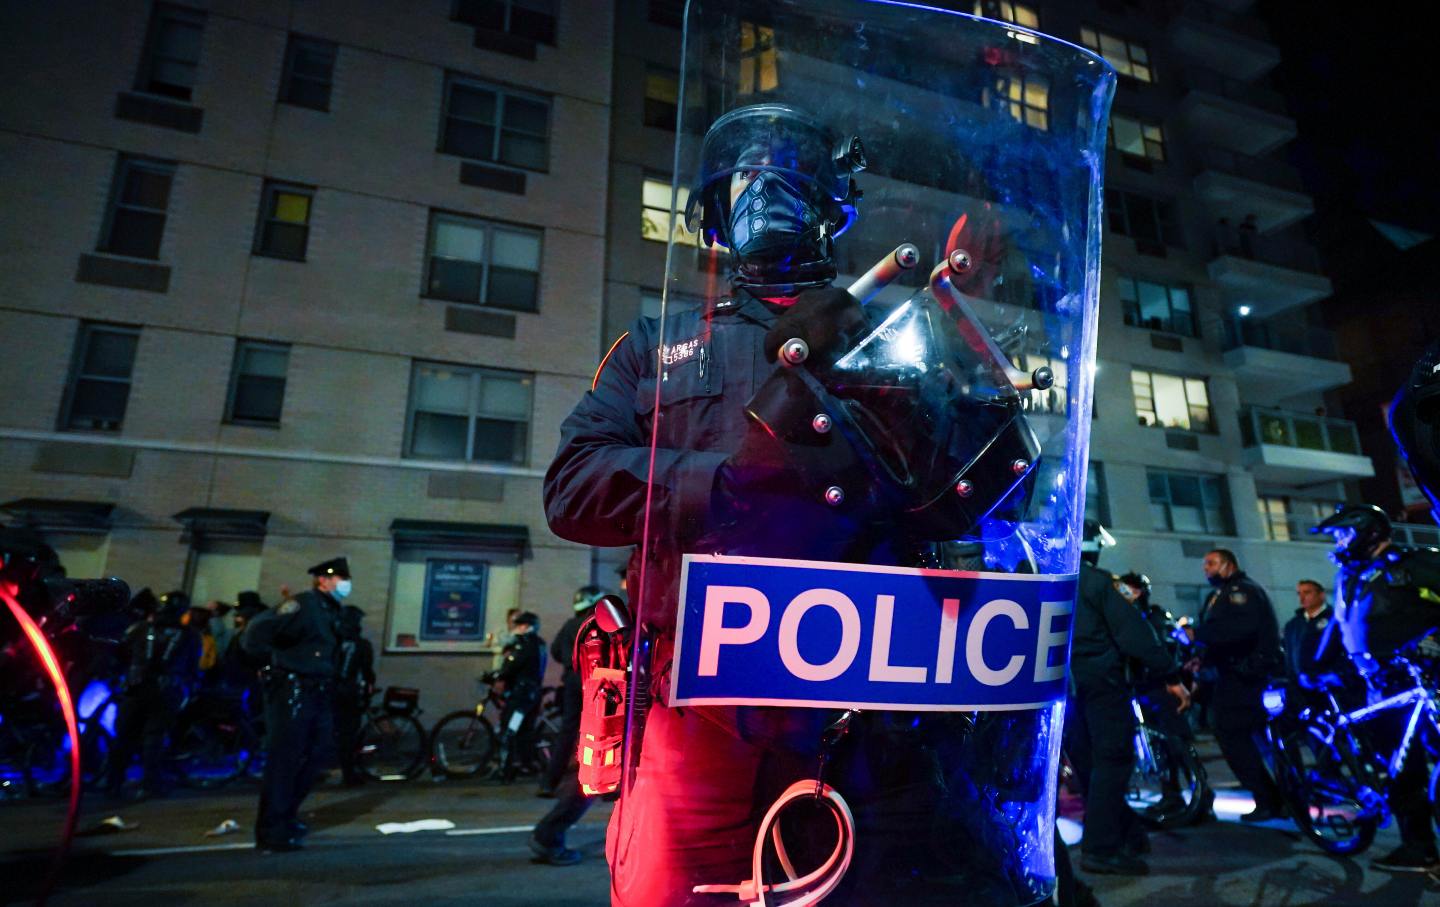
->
<box><xmin>1282</xmin><ymin>604</ymin><xmax>1349</xmax><ymax>688</ymax></box>
<box><xmin>1070</xmin><ymin>562</ymin><xmax>1175</xmax><ymax>693</ymax></box>
<box><xmin>242</xmin><ymin>589</ymin><xmax>340</xmax><ymax>677</ymax></box>
<box><xmin>497</xmin><ymin>631</ymin><xmax>546</xmax><ymax>690</ymax></box>
<box><xmin>1340</xmin><ymin>546</ymin><xmax>1440</xmax><ymax>659</ymax></box>
<box><xmin>1197</xmin><ymin>571</ymin><xmax>1280</xmax><ymax>680</ymax></box>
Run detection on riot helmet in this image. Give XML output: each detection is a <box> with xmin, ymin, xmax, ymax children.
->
<box><xmin>685</xmin><ymin>103</ymin><xmax>865</xmax><ymax>293</ymax></box>
<box><xmin>1078</xmin><ymin>519</ymin><xmax>1115</xmax><ymax>566</ymax></box>
<box><xmin>155</xmin><ymin>590</ymin><xmax>190</xmax><ymax>626</ymax></box>
<box><xmin>1390</xmin><ymin>339</ymin><xmax>1440</xmax><ymax>520</ymax></box>
<box><xmin>1117</xmin><ymin>571</ymin><xmax>1150</xmax><ymax>604</ymax></box>
<box><xmin>573</xmin><ymin>584</ymin><xmax>604</xmax><ymax>612</ymax></box>
<box><xmin>1312</xmin><ymin>504</ymin><xmax>1392</xmax><ymax>565</ymax></box>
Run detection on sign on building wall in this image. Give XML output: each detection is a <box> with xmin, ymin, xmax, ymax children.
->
<box><xmin>421</xmin><ymin>559</ymin><xmax>488</xmax><ymax>641</ymax></box>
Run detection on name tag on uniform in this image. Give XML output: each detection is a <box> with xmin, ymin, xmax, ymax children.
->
<box><xmin>671</xmin><ymin>555</ymin><xmax>1078</xmax><ymax>711</ymax></box>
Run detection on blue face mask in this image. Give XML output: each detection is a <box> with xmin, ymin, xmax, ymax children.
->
<box><xmin>333</xmin><ymin>579</ymin><xmax>353</xmax><ymax>600</ymax></box>
<box><xmin>728</xmin><ymin>172</ymin><xmax>825</xmax><ymax>265</ymax></box>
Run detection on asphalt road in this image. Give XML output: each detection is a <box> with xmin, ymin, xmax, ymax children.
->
<box><xmin>2</xmin><ymin>745</ymin><xmax>1438</xmax><ymax>906</ymax></box>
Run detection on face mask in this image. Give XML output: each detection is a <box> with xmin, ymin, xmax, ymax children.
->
<box><xmin>728</xmin><ymin>172</ymin><xmax>825</xmax><ymax>264</ymax></box>
<box><xmin>1205</xmin><ymin>572</ymin><xmax>1225</xmax><ymax>587</ymax></box>
<box><xmin>333</xmin><ymin>579</ymin><xmax>353</xmax><ymax>600</ymax></box>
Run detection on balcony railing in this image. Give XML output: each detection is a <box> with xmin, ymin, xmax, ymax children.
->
<box><xmin>1179</xmin><ymin>65</ymin><xmax>1288</xmax><ymax>116</ymax></box>
<box><xmin>1240</xmin><ymin>406</ymin><xmax>1362</xmax><ymax>455</ymax></box>
<box><xmin>1167</xmin><ymin>0</ymin><xmax>1273</xmax><ymax>41</ymax></box>
<box><xmin>1222</xmin><ymin>317</ymin><xmax>1338</xmax><ymax>359</ymax></box>
<box><xmin>1195</xmin><ymin>145</ymin><xmax>1304</xmax><ymax>192</ymax></box>
<box><xmin>1394</xmin><ymin>523</ymin><xmax>1440</xmax><ymax>548</ymax></box>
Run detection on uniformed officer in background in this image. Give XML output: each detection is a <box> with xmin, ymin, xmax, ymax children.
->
<box><xmin>485</xmin><ymin>610</ymin><xmax>545</xmax><ymax>784</ymax></box>
<box><xmin>1068</xmin><ymin>522</ymin><xmax>1184</xmax><ymax>876</ymax></box>
<box><xmin>333</xmin><ymin>605</ymin><xmax>376</xmax><ymax>787</ymax></box>
<box><xmin>242</xmin><ymin>557</ymin><xmax>350</xmax><ymax>851</ymax></box>
<box><xmin>1195</xmin><ymin>548</ymin><xmax>1283</xmax><ymax>822</ymax></box>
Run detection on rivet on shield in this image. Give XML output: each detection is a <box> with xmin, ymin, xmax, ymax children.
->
<box><xmin>948</xmin><ymin>248</ymin><xmax>972</xmax><ymax>273</ymax></box>
<box><xmin>1032</xmin><ymin>366</ymin><xmax>1054</xmax><ymax>390</ymax></box>
<box><xmin>824</xmin><ymin>486</ymin><xmax>845</xmax><ymax>506</ymax></box>
<box><xmin>812</xmin><ymin>414</ymin><xmax>832</xmax><ymax>434</ymax></box>
<box><xmin>781</xmin><ymin>338</ymin><xmax>810</xmax><ymax>365</ymax></box>
<box><xmin>1011</xmin><ymin>459</ymin><xmax>1030</xmax><ymax>476</ymax></box>
<box><xmin>955</xmin><ymin>479</ymin><xmax>975</xmax><ymax>498</ymax></box>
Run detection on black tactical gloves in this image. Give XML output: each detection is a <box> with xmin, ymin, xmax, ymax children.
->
<box><xmin>761</xmin><ymin>285</ymin><xmax>868</xmax><ymax>371</ymax></box>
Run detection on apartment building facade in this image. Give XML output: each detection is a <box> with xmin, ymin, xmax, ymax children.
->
<box><xmin>0</xmin><ymin>0</ymin><xmax>612</xmax><ymax>711</ymax></box>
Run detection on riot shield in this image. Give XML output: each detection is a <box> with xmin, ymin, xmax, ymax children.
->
<box><xmin>615</xmin><ymin>3</ymin><xmax>1113</xmax><ymax>904</ymax></box>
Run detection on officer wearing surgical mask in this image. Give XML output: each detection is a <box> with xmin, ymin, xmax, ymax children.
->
<box><xmin>242</xmin><ymin>556</ymin><xmax>350</xmax><ymax>852</ymax></box>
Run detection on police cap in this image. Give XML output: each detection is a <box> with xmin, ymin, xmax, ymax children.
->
<box><xmin>513</xmin><ymin>610</ymin><xmax>540</xmax><ymax>629</ymax></box>
<box><xmin>308</xmin><ymin>557</ymin><xmax>351</xmax><ymax>578</ymax></box>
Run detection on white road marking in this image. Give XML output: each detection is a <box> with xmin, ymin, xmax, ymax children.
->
<box><xmin>444</xmin><ymin>825</ymin><xmax>534</xmax><ymax>837</ymax></box>
<box><xmin>114</xmin><ymin>842</ymin><xmax>256</xmax><ymax>856</ymax></box>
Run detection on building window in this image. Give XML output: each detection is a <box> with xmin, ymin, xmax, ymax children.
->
<box><xmin>253</xmin><ymin>181</ymin><xmax>313</xmax><ymax>260</ymax></box>
<box><xmin>644</xmin><ymin>67</ymin><xmax>679</xmax><ymax>130</ymax></box>
<box><xmin>990</xmin><ymin>73</ymin><xmax>1049</xmax><ymax>130</ymax></box>
<box><xmin>189</xmin><ymin>539</ymin><xmax>263</xmax><ymax>605</ymax></box>
<box><xmin>1109</xmin><ymin>114</ymin><xmax>1165</xmax><ymax>161</ymax></box>
<box><xmin>62</xmin><ymin>324</ymin><xmax>140</xmax><ymax>432</ymax></box>
<box><xmin>1258</xmin><ymin>495</ymin><xmax>1291</xmax><ymax>541</ymax></box>
<box><xmin>1106</xmin><ymin>189</ymin><xmax>1182</xmax><ymax>248</ymax></box>
<box><xmin>738</xmin><ymin>22</ymin><xmax>778</xmax><ymax>95</ymax></box>
<box><xmin>1118</xmin><ymin>276</ymin><xmax>1194</xmax><ymax>335</ymax></box>
<box><xmin>101</xmin><ymin>156</ymin><xmax>175</xmax><ymax>260</ymax></box>
<box><xmin>425</xmin><ymin>213</ymin><xmax>542</xmax><ymax>311</ymax></box>
<box><xmin>1085</xmin><ymin>461</ymin><xmax>1110</xmax><ymax>525</ymax></box>
<box><xmin>455</xmin><ymin>0</ymin><xmax>557</xmax><ymax>44</ymax></box>
<box><xmin>1079</xmin><ymin>27</ymin><xmax>1152</xmax><ymax>83</ymax></box>
<box><xmin>974</xmin><ymin>1</ymin><xmax>1040</xmax><ymax>41</ymax></box>
<box><xmin>135</xmin><ymin>4</ymin><xmax>206</xmax><ymax>101</ymax></box>
<box><xmin>406</xmin><ymin>363</ymin><xmax>533</xmax><ymax>464</ymax></box>
<box><xmin>640</xmin><ymin>289</ymin><xmax>699</xmax><ymax>320</ymax></box>
<box><xmin>440</xmin><ymin>75</ymin><xmax>550</xmax><ymax>172</ymax></box>
<box><xmin>641</xmin><ymin>178</ymin><xmax>700</xmax><ymax>247</ymax></box>
<box><xmin>1148</xmin><ymin>469</ymin><xmax>1232</xmax><ymax>534</ymax></box>
<box><xmin>279</xmin><ymin>34</ymin><xmax>336</xmax><ymax>111</ymax></box>
<box><xmin>1132</xmin><ymin>369</ymin><xmax>1211</xmax><ymax>431</ymax></box>
<box><xmin>226</xmin><ymin>340</ymin><xmax>290</xmax><ymax>425</ymax></box>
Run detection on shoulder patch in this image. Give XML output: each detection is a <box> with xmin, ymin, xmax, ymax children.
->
<box><xmin>592</xmin><ymin>332</ymin><xmax>630</xmax><ymax>392</ymax></box>
<box><xmin>279</xmin><ymin>599</ymin><xmax>300</xmax><ymax>615</ymax></box>
<box><xmin>1316</xmin><ymin>617</ymin><xmax>1329</xmax><ymax>629</ymax></box>
<box><xmin>1229</xmin><ymin>592</ymin><xmax>1247</xmax><ymax>604</ymax></box>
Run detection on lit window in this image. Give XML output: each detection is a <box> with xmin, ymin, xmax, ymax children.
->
<box><xmin>1080</xmin><ymin>27</ymin><xmax>1152</xmax><ymax>82</ymax></box>
<box><xmin>1132</xmin><ymin>368</ymin><xmax>1211</xmax><ymax>432</ymax></box>
<box><xmin>1109</xmin><ymin>114</ymin><xmax>1165</xmax><ymax>161</ymax></box>
<box><xmin>280</xmin><ymin>34</ymin><xmax>336</xmax><ymax>111</ymax></box>
<box><xmin>136</xmin><ymin>4</ymin><xmax>206</xmax><ymax>101</ymax></box>
<box><xmin>1148</xmin><ymin>469</ymin><xmax>1232</xmax><ymax>534</ymax></box>
<box><xmin>1257</xmin><ymin>496</ymin><xmax>1291</xmax><ymax>541</ymax></box>
<box><xmin>641</xmin><ymin>178</ymin><xmax>699</xmax><ymax>247</ymax></box>
<box><xmin>405</xmin><ymin>363</ymin><xmax>532</xmax><ymax>464</ymax></box>
<box><xmin>254</xmin><ymin>181</ymin><xmax>313</xmax><ymax>260</ymax></box>
<box><xmin>441</xmin><ymin>75</ymin><xmax>550</xmax><ymax>172</ymax></box>
<box><xmin>101</xmin><ymin>156</ymin><xmax>175</xmax><ymax>260</ymax></box>
<box><xmin>1118</xmin><ymin>276</ymin><xmax>1193</xmax><ymax>335</ymax></box>
<box><xmin>991</xmin><ymin>73</ymin><xmax>1049</xmax><ymax>130</ymax></box>
<box><xmin>973</xmin><ymin>1</ymin><xmax>1040</xmax><ymax>42</ymax></box>
<box><xmin>425</xmin><ymin>213</ymin><xmax>542</xmax><ymax>311</ymax></box>
<box><xmin>738</xmin><ymin>22</ymin><xmax>778</xmax><ymax>95</ymax></box>
<box><xmin>62</xmin><ymin>324</ymin><xmax>140</xmax><ymax>432</ymax></box>
<box><xmin>1013</xmin><ymin>350</ymin><xmax>1068</xmax><ymax>415</ymax></box>
<box><xmin>644</xmin><ymin>67</ymin><xmax>679</xmax><ymax>130</ymax></box>
<box><xmin>454</xmin><ymin>0</ymin><xmax>558</xmax><ymax>44</ymax></box>
<box><xmin>226</xmin><ymin>340</ymin><xmax>290</xmax><ymax>425</ymax></box>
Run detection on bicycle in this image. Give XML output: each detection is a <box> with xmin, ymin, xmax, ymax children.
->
<box><xmin>430</xmin><ymin>680</ymin><xmax>561</xmax><ymax>780</ymax></box>
<box><xmin>1264</xmin><ymin>657</ymin><xmax>1440</xmax><ymax>856</ymax></box>
<box><xmin>1124</xmin><ymin>695</ymin><xmax>1209</xmax><ymax>829</ymax></box>
<box><xmin>355</xmin><ymin>686</ymin><xmax>429</xmax><ymax>781</ymax></box>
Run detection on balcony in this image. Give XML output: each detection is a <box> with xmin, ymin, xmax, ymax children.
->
<box><xmin>1168</xmin><ymin>1</ymin><xmax>1280</xmax><ymax>81</ymax></box>
<box><xmin>1177</xmin><ymin>66</ymin><xmax>1297</xmax><ymax>156</ymax></box>
<box><xmin>1222</xmin><ymin>318</ymin><xmax>1352</xmax><ymax>402</ymax></box>
<box><xmin>1208</xmin><ymin>229</ymin><xmax>1333</xmax><ymax>319</ymax></box>
<box><xmin>1239</xmin><ymin>406</ymin><xmax>1375</xmax><ymax>484</ymax></box>
<box><xmin>1194</xmin><ymin>146</ymin><xmax>1314</xmax><ymax>233</ymax></box>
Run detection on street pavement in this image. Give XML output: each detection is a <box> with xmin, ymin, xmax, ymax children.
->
<box><xmin>2</xmin><ymin>742</ymin><xmax>1439</xmax><ymax>906</ymax></box>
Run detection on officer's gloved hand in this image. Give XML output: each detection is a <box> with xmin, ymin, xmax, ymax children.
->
<box><xmin>762</xmin><ymin>285</ymin><xmax>868</xmax><ymax>371</ymax></box>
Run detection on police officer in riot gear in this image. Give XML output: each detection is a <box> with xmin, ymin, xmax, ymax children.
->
<box><xmin>486</xmin><ymin>610</ymin><xmax>545</xmax><ymax>784</ymax></box>
<box><xmin>1195</xmin><ymin>548</ymin><xmax>1283</xmax><ymax>822</ymax></box>
<box><xmin>242</xmin><ymin>557</ymin><xmax>348</xmax><ymax>851</ymax></box>
<box><xmin>333</xmin><ymin>605</ymin><xmax>375</xmax><ymax>787</ymax></box>
<box><xmin>1067</xmin><ymin>523</ymin><xmax>1180</xmax><ymax>875</ymax></box>
<box><xmin>1315</xmin><ymin>504</ymin><xmax>1440</xmax><ymax>871</ymax></box>
<box><xmin>106</xmin><ymin>590</ymin><xmax>201</xmax><ymax>798</ymax></box>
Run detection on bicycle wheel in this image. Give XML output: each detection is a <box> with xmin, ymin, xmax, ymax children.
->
<box><xmin>431</xmin><ymin>710</ymin><xmax>498</xmax><ymax>778</ymax></box>
<box><xmin>358</xmin><ymin>712</ymin><xmax>428</xmax><ymax>781</ymax></box>
<box><xmin>175</xmin><ymin>709</ymin><xmax>258</xmax><ymax>789</ymax></box>
<box><xmin>1278</xmin><ymin>725</ymin><xmax>1379</xmax><ymax>855</ymax></box>
<box><xmin>1126</xmin><ymin>725</ymin><xmax>1207</xmax><ymax>829</ymax></box>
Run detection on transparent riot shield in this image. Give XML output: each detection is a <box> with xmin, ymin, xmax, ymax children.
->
<box><xmin>618</xmin><ymin>3</ymin><xmax>1114</xmax><ymax>904</ymax></box>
